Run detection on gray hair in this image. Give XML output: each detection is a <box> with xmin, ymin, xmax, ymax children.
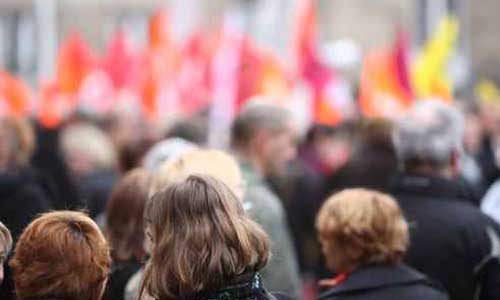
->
<box><xmin>392</xmin><ymin>100</ymin><xmax>464</xmax><ymax>170</ymax></box>
<box><xmin>231</xmin><ymin>101</ymin><xmax>292</xmax><ymax>148</ymax></box>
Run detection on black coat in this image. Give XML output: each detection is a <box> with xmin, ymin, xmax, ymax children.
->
<box><xmin>104</xmin><ymin>260</ymin><xmax>142</xmax><ymax>300</ymax></box>
<box><xmin>197</xmin><ymin>272</ymin><xmax>294</xmax><ymax>300</ymax></box>
<box><xmin>0</xmin><ymin>167</ymin><xmax>55</xmax><ymax>300</ymax></box>
<box><xmin>318</xmin><ymin>264</ymin><xmax>448</xmax><ymax>300</ymax></box>
<box><xmin>391</xmin><ymin>173</ymin><xmax>500</xmax><ymax>300</ymax></box>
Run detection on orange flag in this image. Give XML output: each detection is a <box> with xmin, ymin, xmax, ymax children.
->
<box><xmin>293</xmin><ymin>0</ymin><xmax>351</xmax><ymax>126</ymax></box>
<box><xmin>0</xmin><ymin>71</ymin><xmax>32</xmax><ymax>117</ymax></box>
<box><xmin>56</xmin><ymin>33</ymin><xmax>97</xmax><ymax>95</ymax></box>
<box><xmin>359</xmin><ymin>30</ymin><xmax>414</xmax><ymax>119</ymax></box>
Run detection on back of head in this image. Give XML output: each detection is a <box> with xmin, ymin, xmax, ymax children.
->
<box><xmin>231</xmin><ymin>100</ymin><xmax>292</xmax><ymax>149</ymax></box>
<box><xmin>392</xmin><ymin>100</ymin><xmax>464</xmax><ymax>172</ymax></box>
<box><xmin>106</xmin><ymin>168</ymin><xmax>151</xmax><ymax>262</ymax></box>
<box><xmin>316</xmin><ymin>189</ymin><xmax>409</xmax><ymax>273</ymax></box>
<box><xmin>153</xmin><ymin>149</ymin><xmax>243</xmax><ymax>198</ymax></box>
<box><xmin>0</xmin><ymin>116</ymin><xmax>35</xmax><ymax>171</ymax></box>
<box><xmin>142</xmin><ymin>138</ymin><xmax>197</xmax><ymax>172</ymax></box>
<box><xmin>142</xmin><ymin>175</ymin><xmax>269</xmax><ymax>300</ymax></box>
<box><xmin>61</xmin><ymin>122</ymin><xmax>117</xmax><ymax>176</ymax></box>
<box><xmin>10</xmin><ymin>211</ymin><xmax>111</xmax><ymax>300</ymax></box>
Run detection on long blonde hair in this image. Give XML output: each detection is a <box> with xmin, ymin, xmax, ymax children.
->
<box><xmin>141</xmin><ymin>175</ymin><xmax>269</xmax><ymax>300</ymax></box>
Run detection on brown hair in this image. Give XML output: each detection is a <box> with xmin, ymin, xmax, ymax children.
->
<box><xmin>106</xmin><ymin>168</ymin><xmax>151</xmax><ymax>262</ymax></box>
<box><xmin>10</xmin><ymin>211</ymin><xmax>111</xmax><ymax>300</ymax></box>
<box><xmin>141</xmin><ymin>174</ymin><xmax>270</xmax><ymax>300</ymax></box>
<box><xmin>316</xmin><ymin>189</ymin><xmax>409</xmax><ymax>273</ymax></box>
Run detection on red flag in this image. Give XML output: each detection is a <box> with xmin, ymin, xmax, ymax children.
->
<box><xmin>293</xmin><ymin>0</ymin><xmax>350</xmax><ymax>126</ymax></box>
<box><xmin>102</xmin><ymin>30</ymin><xmax>143</xmax><ymax>90</ymax></box>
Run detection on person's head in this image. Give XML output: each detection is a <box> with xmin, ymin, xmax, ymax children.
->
<box><xmin>0</xmin><ymin>221</ymin><xmax>12</xmax><ymax>284</ymax></box>
<box><xmin>106</xmin><ymin>169</ymin><xmax>151</xmax><ymax>262</ymax></box>
<box><xmin>392</xmin><ymin>100</ymin><xmax>464</xmax><ymax>178</ymax></box>
<box><xmin>316</xmin><ymin>189</ymin><xmax>409</xmax><ymax>274</ymax></box>
<box><xmin>142</xmin><ymin>138</ymin><xmax>197</xmax><ymax>172</ymax></box>
<box><xmin>0</xmin><ymin>116</ymin><xmax>35</xmax><ymax>171</ymax></box>
<box><xmin>141</xmin><ymin>175</ymin><xmax>270</xmax><ymax>300</ymax></box>
<box><xmin>10</xmin><ymin>211</ymin><xmax>111</xmax><ymax>300</ymax></box>
<box><xmin>231</xmin><ymin>101</ymin><xmax>297</xmax><ymax>177</ymax></box>
<box><xmin>61</xmin><ymin>122</ymin><xmax>118</xmax><ymax>178</ymax></box>
<box><xmin>154</xmin><ymin>149</ymin><xmax>244</xmax><ymax>199</ymax></box>
<box><xmin>166</xmin><ymin>117</ymin><xmax>208</xmax><ymax>146</ymax></box>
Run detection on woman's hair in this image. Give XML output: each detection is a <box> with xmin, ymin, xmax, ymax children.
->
<box><xmin>141</xmin><ymin>174</ymin><xmax>269</xmax><ymax>300</ymax></box>
<box><xmin>316</xmin><ymin>189</ymin><xmax>409</xmax><ymax>272</ymax></box>
<box><xmin>153</xmin><ymin>149</ymin><xmax>243</xmax><ymax>196</ymax></box>
<box><xmin>10</xmin><ymin>211</ymin><xmax>111</xmax><ymax>300</ymax></box>
<box><xmin>106</xmin><ymin>168</ymin><xmax>151</xmax><ymax>262</ymax></box>
<box><xmin>0</xmin><ymin>221</ymin><xmax>12</xmax><ymax>255</ymax></box>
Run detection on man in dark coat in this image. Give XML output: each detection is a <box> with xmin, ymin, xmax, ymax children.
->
<box><xmin>391</xmin><ymin>100</ymin><xmax>500</xmax><ymax>300</ymax></box>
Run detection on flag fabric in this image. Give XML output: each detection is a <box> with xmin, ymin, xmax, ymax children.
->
<box><xmin>412</xmin><ymin>15</ymin><xmax>459</xmax><ymax>101</ymax></box>
<box><xmin>56</xmin><ymin>33</ymin><xmax>97</xmax><ymax>95</ymax></box>
<box><xmin>0</xmin><ymin>71</ymin><xmax>32</xmax><ymax>117</ymax></box>
<box><xmin>359</xmin><ymin>29</ymin><xmax>414</xmax><ymax>118</ymax></box>
<box><xmin>293</xmin><ymin>0</ymin><xmax>351</xmax><ymax>126</ymax></box>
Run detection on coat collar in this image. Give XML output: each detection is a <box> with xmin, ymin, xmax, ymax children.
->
<box><xmin>390</xmin><ymin>172</ymin><xmax>472</xmax><ymax>202</ymax></box>
<box><xmin>318</xmin><ymin>264</ymin><xmax>429</xmax><ymax>299</ymax></box>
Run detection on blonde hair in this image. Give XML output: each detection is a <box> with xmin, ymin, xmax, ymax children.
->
<box><xmin>0</xmin><ymin>221</ymin><xmax>12</xmax><ymax>254</ymax></box>
<box><xmin>316</xmin><ymin>189</ymin><xmax>409</xmax><ymax>272</ymax></box>
<box><xmin>141</xmin><ymin>175</ymin><xmax>270</xmax><ymax>300</ymax></box>
<box><xmin>153</xmin><ymin>149</ymin><xmax>243</xmax><ymax>195</ymax></box>
<box><xmin>61</xmin><ymin>122</ymin><xmax>117</xmax><ymax>171</ymax></box>
<box><xmin>0</xmin><ymin>116</ymin><xmax>35</xmax><ymax>168</ymax></box>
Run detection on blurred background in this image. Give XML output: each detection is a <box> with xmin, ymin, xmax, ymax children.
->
<box><xmin>0</xmin><ymin>0</ymin><xmax>489</xmax><ymax>93</ymax></box>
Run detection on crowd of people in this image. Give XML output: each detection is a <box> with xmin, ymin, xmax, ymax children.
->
<box><xmin>1</xmin><ymin>96</ymin><xmax>500</xmax><ymax>300</ymax></box>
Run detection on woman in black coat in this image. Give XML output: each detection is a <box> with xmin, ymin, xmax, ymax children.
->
<box><xmin>316</xmin><ymin>189</ymin><xmax>449</xmax><ymax>300</ymax></box>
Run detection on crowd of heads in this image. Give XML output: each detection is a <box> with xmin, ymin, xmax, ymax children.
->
<box><xmin>1</xmin><ymin>96</ymin><xmax>500</xmax><ymax>300</ymax></box>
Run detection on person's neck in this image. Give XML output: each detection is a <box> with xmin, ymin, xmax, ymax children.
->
<box><xmin>236</xmin><ymin>150</ymin><xmax>266</xmax><ymax>177</ymax></box>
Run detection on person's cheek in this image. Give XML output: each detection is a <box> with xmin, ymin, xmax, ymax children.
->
<box><xmin>0</xmin><ymin>265</ymin><xmax>4</xmax><ymax>284</ymax></box>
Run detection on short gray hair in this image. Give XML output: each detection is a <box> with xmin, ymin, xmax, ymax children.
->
<box><xmin>231</xmin><ymin>101</ymin><xmax>292</xmax><ymax>148</ymax></box>
<box><xmin>392</xmin><ymin>100</ymin><xmax>464</xmax><ymax>170</ymax></box>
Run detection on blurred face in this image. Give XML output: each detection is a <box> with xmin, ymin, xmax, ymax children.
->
<box><xmin>259</xmin><ymin>122</ymin><xmax>298</xmax><ymax>177</ymax></box>
<box><xmin>319</xmin><ymin>237</ymin><xmax>353</xmax><ymax>274</ymax></box>
<box><xmin>480</xmin><ymin>102</ymin><xmax>500</xmax><ymax>136</ymax></box>
<box><xmin>464</xmin><ymin>114</ymin><xmax>483</xmax><ymax>154</ymax></box>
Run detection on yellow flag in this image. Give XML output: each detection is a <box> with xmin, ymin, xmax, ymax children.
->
<box><xmin>412</xmin><ymin>15</ymin><xmax>459</xmax><ymax>101</ymax></box>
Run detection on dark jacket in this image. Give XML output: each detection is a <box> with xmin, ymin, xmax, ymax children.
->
<box><xmin>198</xmin><ymin>272</ymin><xmax>294</xmax><ymax>300</ymax></box>
<box><xmin>104</xmin><ymin>260</ymin><xmax>142</xmax><ymax>300</ymax></box>
<box><xmin>391</xmin><ymin>173</ymin><xmax>500</xmax><ymax>300</ymax></box>
<box><xmin>318</xmin><ymin>264</ymin><xmax>448</xmax><ymax>300</ymax></box>
<box><xmin>0</xmin><ymin>168</ymin><xmax>54</xmax><ymax>300</ymax></box>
